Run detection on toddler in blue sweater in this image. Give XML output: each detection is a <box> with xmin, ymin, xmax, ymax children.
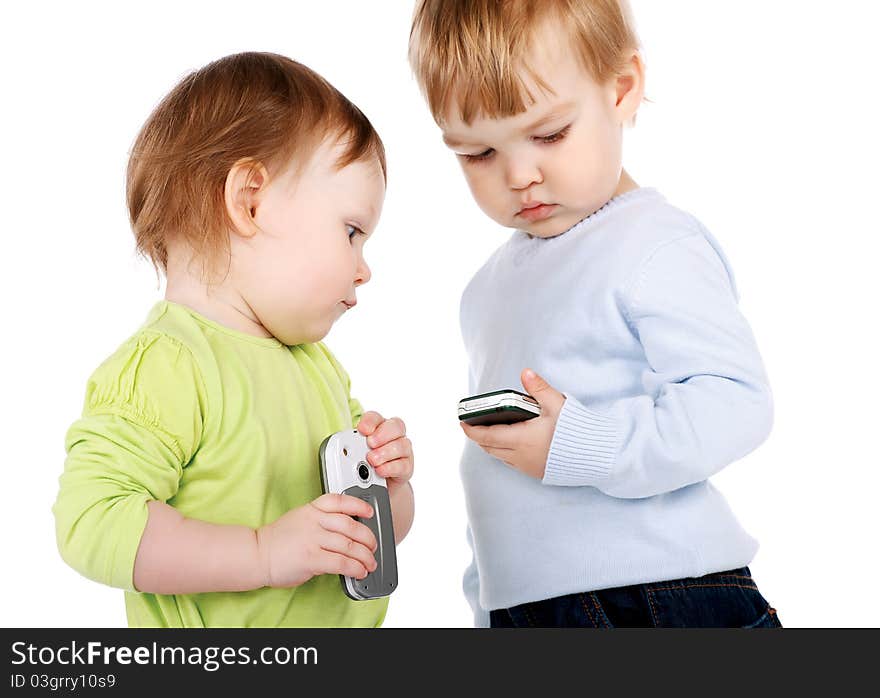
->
<box><xmin>409</xmin><ymin>0</ymin><xmax>782</xmax><ymax>627</ymax></box>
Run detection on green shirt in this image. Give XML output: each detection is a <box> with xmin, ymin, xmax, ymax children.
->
<box><xmin>53</xmin><ymin>301</ymin><xmax>388</xmax><ymax>627</ymax></box>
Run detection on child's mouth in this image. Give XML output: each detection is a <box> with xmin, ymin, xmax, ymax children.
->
<box><xmin>517</xmin><ymin>202</ymin><xmax>557</xmax><ymax>223</ymax></box>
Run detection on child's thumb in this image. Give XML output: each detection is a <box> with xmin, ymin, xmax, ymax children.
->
<box><xmin>521</xmin><ymin>368</ymin><xmax>564</xmax><ymax>411</ymax></box>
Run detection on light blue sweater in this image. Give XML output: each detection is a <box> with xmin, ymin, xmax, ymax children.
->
<box><xmin>459</xmin><ymin>187</ymin><xmax>773</xmax><ymax>626</ymax></box>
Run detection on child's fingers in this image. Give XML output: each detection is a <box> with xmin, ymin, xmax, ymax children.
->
<box><xmin>481</xmin><ymin>445</ymin><xmax>514</xmax><ymax>464</ymax></box>
<box><xmin>357</xmin><ymin>411</ymin><xmax>385</xmax><ymax>436</ymax></box>
<box><xmin>316</xmin><ymin>551</ymin><xmax>370</xmax><ymax>580</ymax></box>
<box><xmin>374</xmin><ymin>457</ymin><xmax>414</xmax><ymax>482</ymax></box>
<box><xmin>312</xmin><ymin>493</ymin><xmax>374</xmax><ymax>519</ymax></box>
<box><xmin>319</xmin><ymin>512</ymin><xmax>378</xmax><ymax>552</ymax></box>
<box><xmin>367</xmin><ymin>436</ymin><xmax>412</xmax><ymax>468</ymax></box>
<box><xmin>365</xmin><ymin>416</ymin><xmax>406</xmax><ymax>448</ymax></box>
<box><xmin>461</xmin><ymin>421</ymin><xmax>521</xmax><ymax>449</ymax></box>
<box><xmin>320</xmin><ymin>533</ymin><xmax>378</xmax><ymax>573</ymax></box>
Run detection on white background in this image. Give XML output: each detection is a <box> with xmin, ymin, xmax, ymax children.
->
<box><xmin>1</xmin><ymin>1</ymin><xmax>877</xmax><ymax>628</ymax></box>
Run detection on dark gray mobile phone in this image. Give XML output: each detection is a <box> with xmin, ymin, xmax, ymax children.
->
<box><xmin>318</xmin><ymin>430</ymin><xmax>398</xmax><ymax>601</ymax></box>
<box><xmin>458</xmin><ymin>389</ymin><xmax>541</xmax><ymax>426</ymax></box>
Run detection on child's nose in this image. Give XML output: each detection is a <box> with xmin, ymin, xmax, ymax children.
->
<box><xmin>355</xmin><ymin>259</ymin><xmax>371</xmax><ymax>286</ymax></box>
<box><xmin>506</xmin><ymin>158</ymin><xmax>543</xmax><ymax>190</ymax></box>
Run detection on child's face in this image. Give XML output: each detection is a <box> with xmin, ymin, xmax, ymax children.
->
<box><xmin>232</xmin><ymin>139</ymin><xmax>385</xmax><ymax>345</ymax></box>
<box><xmin>440</xmin><ymin>24</ymin><xmax>638</xmax><ymax>238</ymax></box>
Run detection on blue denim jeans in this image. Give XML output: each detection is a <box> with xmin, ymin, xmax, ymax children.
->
<box><xmin>489</xmin><ymin>567</ymin><xmax>782</xmax><ymax>628</ymax></box>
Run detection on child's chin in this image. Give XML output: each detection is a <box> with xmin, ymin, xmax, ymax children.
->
<box><xmin>521</xmin><ymin>221</ymin><xmax>568</xmax><ymax>239</ymax></box>
<box><xmin>270</xmin><ymin>321</ymin><xmax>328</xmax><ymax>347</ymax></box>
<box><xmin>302</xmin><ymin>325</ymin><xmax>332</xmax><ymax>345</ymax></box>
<box><xmin>526</xmin><ymin>214</ymin><xmax>584</xmax><ymax>239</ymax></box>
<box><xmin>308</xmin><ymin>317</ymin><xmax>338</xmax><ymax>344</ymax></box>
<box><xmin>288</xmin><ymin>309</ymin><xmax>350</xmax><ymax>345</ymax></box>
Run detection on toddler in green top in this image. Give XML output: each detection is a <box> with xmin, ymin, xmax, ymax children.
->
<box><xmin>52</xmin><ymin>52</ymin><xmax>415</xmax><ymax>627</ymax></box>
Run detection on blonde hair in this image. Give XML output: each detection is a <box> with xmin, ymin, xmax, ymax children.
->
<box><xmin>127</xmin><ymin>51</ymin><xmax>386</xmax><ymax>279</ymax></box>
<box><xmin>409</xmin><ymin>0</ymin><xmax>640</xmax><ymax>124</ymax></box>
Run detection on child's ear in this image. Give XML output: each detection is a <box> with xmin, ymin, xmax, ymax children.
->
<box><xmin>612</xmin><ymin>51</ymin><xmax>646</xmax><ymax>128</ymax></box>
<box><xmin>224</xmin><ymin>158</ymin><xmax>269</xmax><ymax>238</ymax></box>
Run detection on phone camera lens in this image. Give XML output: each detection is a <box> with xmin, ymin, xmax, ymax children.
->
<box><xmin>357</xmin><ymin>462</ymin><xmax>370</xmax><ymax>482</ymax></box>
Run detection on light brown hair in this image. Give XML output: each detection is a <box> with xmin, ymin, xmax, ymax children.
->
<box><xmin>409</xmin><ymin>0</ymin><xmax>640</xmax><ymax>125</ymax></box>
<box><xmin>127</xmin><ymin>51</ymin><xmax>386</xmax><ymax>279</ymax></box>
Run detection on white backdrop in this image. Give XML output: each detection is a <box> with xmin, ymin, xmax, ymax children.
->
<box><xmin>1</xmin><ymin>1</ymin><xmax>877</xmax><ymax>628</ymax></box>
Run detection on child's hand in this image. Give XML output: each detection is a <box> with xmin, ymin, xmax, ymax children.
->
<box><xmin>256</xmin><ymin>494</ymin><xmax>378</xmax><ymax>588</ymax></box>
<box><xmin>460</xmin><ymin>369</ymin><xmax>566</xmax><ymax>480</ymax></box>
<box><xmin>357</xmin><ymin>411</ymin><xmax>414</xmax><ymax>491</ymax></box>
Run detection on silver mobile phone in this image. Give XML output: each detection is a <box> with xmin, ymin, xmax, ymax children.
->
<box><xmin>458</xmin><ymin>389</ymin><xmax>541</xmax><ymax>426</ymax></box>
<box><xmin>318</xmin><ymin>430</ymin><xmax>398</xmax><ymax>601</ymax></box>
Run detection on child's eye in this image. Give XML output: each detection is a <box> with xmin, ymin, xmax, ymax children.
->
<box><xmin>536</xmin><ymin>125</ymin><xmax>571</xmax><ymax>144</ymax></box>
<box><xmin>346</xmin><ymin>224</ymin><xmax>365</xmax><ymax>239</ymax></box>
<box><xmin>461</xmin><ymin>148</ymin><xmax>495</xmax><ymax>164</ymax></box>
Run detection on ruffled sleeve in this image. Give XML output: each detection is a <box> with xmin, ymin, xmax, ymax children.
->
<box><xmin>53</xmin><ymin>332</ymin><xmax>206</xmax><ymax>591</ymax></box>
